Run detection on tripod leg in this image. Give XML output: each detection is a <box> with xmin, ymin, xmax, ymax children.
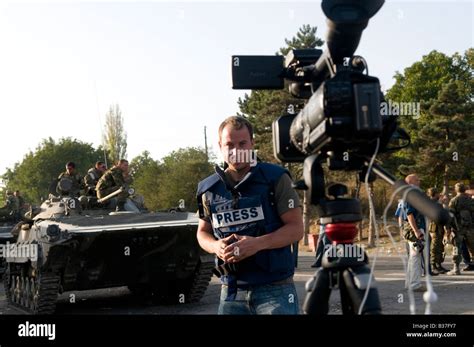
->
<box><xmin>339</xmin><ymin>272</ymin><xmax>356</xmax><ymax>315</ymax></box>
<box><xmin>342</xmin><ymin>265</ymin><xmax>382</xmax><ymax>315</ymax></box>
<box><xmin>303</xmin><ymin>268</ymin><xmax>332</xmax><ymax>315</ymax></box>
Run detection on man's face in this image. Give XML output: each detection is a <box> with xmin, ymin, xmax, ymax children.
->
<box><xmin>413</xmin><ymin>176</ymin><xmax>420</xmax><ymax>187</ymax></box>
<box><xmin>66</xmin><ymin>166</ymin><xmax>75</xmax><ymax>175</ymax></box>
<box><xmin>407</xmin><ymin>175</ymin><xmax>420</xmax><ymax>187</ymax></box>
<box><xmin>119</xmin><ymin>162</ymin><xmax>129</xmax><ymax>174</ymax></box>
<box><xmin>219</xmin><ymin>125</ymin><xmax>254</xmax><ymax>172</ymax></box>
<box><xmin>98</xmin><ymin>164</ymin><xmax>107</xmax><ymax>173</ymax></box>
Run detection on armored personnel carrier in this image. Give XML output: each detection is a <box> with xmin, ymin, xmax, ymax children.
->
<box><xmin>3</xmin><ymin>190</ymin><xmax>214</xmax><ymax>314</ymax></box>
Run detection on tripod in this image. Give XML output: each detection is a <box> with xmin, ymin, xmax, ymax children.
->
<box><xmin>302</xmin><ymin>183</ymin><xmax>382</xmax><ymax>315</ymax></box>
<box><xmin>296</xmin><ymin>154</ymin><xmax>383</xmax><ymax>315</ymax></box>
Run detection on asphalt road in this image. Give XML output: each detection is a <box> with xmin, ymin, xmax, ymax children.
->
<box><xmin>0</xmin><ymin>252</ymin><xmax>473</xmax><ymax>315</ymax></box>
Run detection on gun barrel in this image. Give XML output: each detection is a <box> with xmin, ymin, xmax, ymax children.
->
<box><xmin>98</xmin><ymin>187</ymin><xmax>124</xmax><ymax>204</ymax></box>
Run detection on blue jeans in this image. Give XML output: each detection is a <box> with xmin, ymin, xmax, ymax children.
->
<box><xmin>218</xmin><ymin>282</ymin><xmax>299</xmax><ymax>315</ymax></box>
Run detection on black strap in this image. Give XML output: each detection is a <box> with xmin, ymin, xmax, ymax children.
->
<box><xmin>214</xmin><ymin>165</ymin><xmax>242</xmax><ymax>209</ymax></box>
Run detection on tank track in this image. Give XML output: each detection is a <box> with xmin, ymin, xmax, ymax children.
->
<box><xmin>128</xmin><ymin>255</ymin><xmax>214</xmax><ymax>304</ymax></box>
<box><xmin>4</xmin><ymin>264</ymin><xmax>60</xmax><ymax>314</ymax></box>
<box><xmin>186</xmin><ymin>255</ymin><xmax>214</xmax><ymax>303</ymax></box>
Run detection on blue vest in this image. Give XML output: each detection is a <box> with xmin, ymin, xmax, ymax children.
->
<box><xmin>197</xmin><ymin>162</ymin><xmax>295</xmax><ymax>286</ymax></box>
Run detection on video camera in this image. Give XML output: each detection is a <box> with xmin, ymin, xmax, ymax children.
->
<box><xmin>232</xmin><ymin>0</ymin><xmax>409</xmax><ymax>166</ymax></box>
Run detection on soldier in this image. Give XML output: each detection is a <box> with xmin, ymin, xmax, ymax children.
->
<box><xmin>426</xmin><ymin>188</ymin><xmax>447</xmax><ymax>274</ymax></box>
<box><xmin>96</xmin><ymin>159</ymin><xmax>132</xmax><ymax>211</ymax></box>
<box><xmin>57</xmin><ymin>162</ymin><xmax>84</xmax><ymax>197</ymax></box>
<box><xmin>13</xmin><ymin>190</ymin><xmax>25</xmax><ymax>221</ymax></box>
<box><xmin>14</xmin><ymin>190</ymin><xmax>25</xmax><ymax>209</ymax></box>
<box><xmin>447</xmin><ymin>182</ymin><xmax>474</xmax><ymax>275</ymax></box>
<box><xmin>84</xmin><ymin>161</ymin><xmax>107</xmax><ymax>196</ymax></box>
<box><xmin>0</xmin><ymin>190</ymin><xmax>19</xmax><ymax>221</ymax></box>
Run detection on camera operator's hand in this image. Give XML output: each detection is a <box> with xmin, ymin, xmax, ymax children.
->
<box><xmin>213</xmin><ymin>234</ymin><xmax>238</xmax><ymax>261</ymax></box>
<box><xmin>414</xmin><ymin>228</ymin><xmax>425</xmax><ymax>240</ymax></box>
<box><xmin>223</xmin><ymin>234</ymin><xmax>263</xmax><ymax>263</ymax></box>
<box><xmin>413</xmin><ymin>238</ymin><xmax>425</xmax><ymax>253</ymax></box>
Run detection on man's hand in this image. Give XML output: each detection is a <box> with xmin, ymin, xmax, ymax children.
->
<box><xmin>223</xmin><ymin>234</ymin><xmax>262</xmax><ymax>263</ymax></box>
<box><xmin>213</xmin><ymin>234</ymin><xmax>238</xmax><ymax>261</ymax></box>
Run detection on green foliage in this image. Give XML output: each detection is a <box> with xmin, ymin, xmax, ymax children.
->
<box><xmin>384</xmin><ymin>48</ymin><xmax>474</xmax><ymax>188</ymax></box>
<box><xmin>157</xmin><ymin>147</ymin><xmax>214</xmax><ymax>211</ymax></box>
<box><xmin>385</xmin><ymin>49</ymin><xmax>472</xmax><ymax>144</ymax></box>
<box><xmin>2</xmin><ymin>138</ymin><xmax>104</xmax><ymax>203</ymax></box>
<box><xmin>103</xmin><ymin>104</ymin><xmax>127</xmax><ymax>164</ymax></box>
<box><xmin>130</xmin><ymin>151</ymin><xmax>162</xmax><ymax>210</ymax></box>
<box><xmin>416</xmin><ymin>80</ymin><xmax>474</xmax><ymax>189</ymax></box>
<box><xmin>279</xmin><ymin>24</ymin><xmax>324</xmax><ymax>56</ymax></box>
<box><xmin>130</xmin><ymin>148</ymin><xmax>214</xmax><ymax>212</ymax></box>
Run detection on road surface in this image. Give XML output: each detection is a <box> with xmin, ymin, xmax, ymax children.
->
<box><xmin>0</xmin><ymin>252</ymin><xmax>473</xmax><ymax>315</ymax></box>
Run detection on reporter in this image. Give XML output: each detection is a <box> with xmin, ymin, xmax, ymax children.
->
<box><xmin>196</xmin><ymin>116</ymin><xmax>303</xmax><ymax>314</ymax></box>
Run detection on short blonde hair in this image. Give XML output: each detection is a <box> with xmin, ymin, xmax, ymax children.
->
<box><xmin>218</xmin><ymin>116</ymin><xmax>254</xmax><ymax>141</ymax></box>
<box><xmin>405</xmin><ymin>174</ymin><xmax>419</xmax><ymax>185</ymax></box>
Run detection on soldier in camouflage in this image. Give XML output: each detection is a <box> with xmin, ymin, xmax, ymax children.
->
<box><xmin>447</xmin><ymin>182</ymin><xmax>474</xmax><ymax>275</ymax></box>
<box><xmin>57</xmin><ymin>162</ymin><xmax>84</xmax><ymax>197</ymax></box>
<box><xmin>0</xmin><ymin>190</ymin><xmax>19</xmax><ymax>221</ymax></box>
<box><xmin>96</xmin><ymin>159</ymin><xmax>132</xmax><ymax>211</ymax></box>
<box><xmin>13</xmin><ymin>190</ymin><xmax>25</xmax><ymax>221</ymax></box>
<box><xmin>84</xmin><ymin>161</ymin><xmax>107</xmax><ymax>196</ymax></box>
<box><xmin>426</xmin><ymin>188</ymin><xmax>448</xmax><ymax>274</ymax></box>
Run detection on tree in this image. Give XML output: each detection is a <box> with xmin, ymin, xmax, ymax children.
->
<box><xmin>129</xmin><ymin>148</ymin><xmax>214</xmax><ymax>212</ymax></box>
<box><xmin>384</xmin><ymin>49</ymin><xmax>474</xmax><ymax>186</ymax></box>
<box><xmin>157</xmin><ymin>147</ymin><xmax>214</xmax><ymax>211</ymax></box>
<box><xmin>416</xmin><ymin>80</ymin><xmax>474</xmax><ymax>193</ymax></box>
<box><xmin>103</xmin><ymin>104</ymin><xmax>127</xmax><ymax>164</ymax></box>
<box><xmin>2</xmin><ymin>138</ymin><xmax>103</xmax><ymax>203</ymax></box>
<box><xmin>280</xmin><ymin>24</ymin><xmax>324</xmax><ymax>55</ymax></box>
<box><xmin>129</xmin><ymin>151</ymin><xmax>162</xmax><ymax>210</ymax></box>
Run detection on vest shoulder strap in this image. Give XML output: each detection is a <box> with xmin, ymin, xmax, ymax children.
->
<box><xmin>256</xmin><ymin>163</ymin><xmax>289</xmax><ymax>187</ymax></box>
<box><xmin>197</xmin><ymin>173</ymin><xmax>220</xmax><ymax>196</ymax></box>
<box><xmin>254</xmin><ymin>163</ymin><xmax>289</xmax><ymax>207</ymax></box>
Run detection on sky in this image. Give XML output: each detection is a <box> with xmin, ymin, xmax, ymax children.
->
<box><xmin>0</xmin><ymin>0</ymin><xmax>472</xmax><ymax>176</ymax></box>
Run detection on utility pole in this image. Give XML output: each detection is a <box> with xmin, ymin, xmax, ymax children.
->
<box><xmin>204</xmin><ymin>126</ymin><xmax>209</xmax><ymax>162</ymax></box>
